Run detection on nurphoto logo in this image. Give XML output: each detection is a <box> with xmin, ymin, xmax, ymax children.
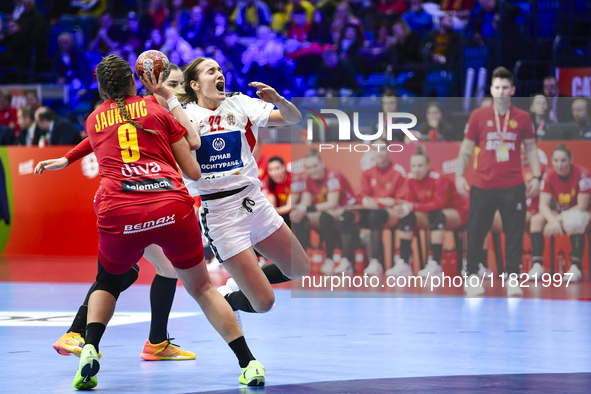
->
<box><xmin>303</xmin><ymin>108</ymin><xmax>417</xmax><ymax>153</ymax></box>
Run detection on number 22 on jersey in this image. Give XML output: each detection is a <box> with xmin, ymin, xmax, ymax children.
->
<box><xmin>118</xmin><ymin>124</ymin><xmax>140</xmax><ymax>163</ymax></box>
<box><xmin>208</xmin><ymin>115</ymin><xmax>225</xmax><ymax>132</ymax></box>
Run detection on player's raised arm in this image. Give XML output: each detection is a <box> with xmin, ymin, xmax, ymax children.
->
<box><xmin>141</xmin><ymin>72</ymin><xmax>201</xmax><ymax>150</ymax></box>
<box><xmin>248</xmin><ymin>82</ymin><xmax>302</xmax><ymax>126</ymax></box>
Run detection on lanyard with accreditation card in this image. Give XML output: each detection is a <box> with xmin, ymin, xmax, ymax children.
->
<box><xmin>493</xmin><ymin>106</ymin><xmax>511</xmax><ymax>162</ymax></box>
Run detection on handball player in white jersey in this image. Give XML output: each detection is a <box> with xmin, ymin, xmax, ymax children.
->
<box><xmin>178</xmin><ymin>57</ymin><xmax>308</xmax><ymax>314</ymax></box>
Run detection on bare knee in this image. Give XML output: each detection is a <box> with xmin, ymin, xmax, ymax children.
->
<box><xmin>183</xmin><ymin>281</ymin><xmax>212</xmax><ymax>301</ymax></box>
<box><xmin>185</xmin><ymin>286</ymin><xmax>205</xmax><ymax>301</ymax></box>
<box><xmin>289</xmin><ymin>251</ymin><xmax>310</xmax><ymax>279</ymax></box>
<box><xmin>155</xmin><ymin>266</ymin><xmax>178</xmax><ymax>279</ymax></box>
<box><xmin>530</xmin><ymin>214</ymin><xmax>546</xmax><ymax>232</ymax></box>
<box><xmin>399</xmin><ymin>230</ymin><xmax>413</xmax><ymax>240</ymax></box>
<box><xmin>252</xmin><ymin>292</ymin><xmax>276</xmax><ymax>313</ymax></box>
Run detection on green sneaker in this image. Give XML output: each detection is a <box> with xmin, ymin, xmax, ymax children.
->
<box><xmin>238</xmin><ymin>360</ymin><xmax>265</xmax><ymax>386</ymax></box>
<box><xmin>73</xmin><ymin>344</ymin><xmax>100</xmax><ymax>390</ymax></box>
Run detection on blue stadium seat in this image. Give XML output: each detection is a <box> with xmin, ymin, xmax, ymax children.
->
<box><xmin>537</xmin><ymin>0</ymin><xmax>560</xmax><ymax>38</ymax></box>
<box><xmin>464</xmin><ymin>46</ymin><xmax>488</xmax><ymax>70</ymax></box>
<box><xmin>354</xmin><ymin>96</ymin><xmax>381</xmax><ymax>110</ymax></box>
<box><xmin>85</xmin><ymin>51</ymin><xmax>104</xmax><ymax>70</ymax></box>
<box><xmin>425</xmin><ymin>70</ymin><xmax>455</xmax><ymax>97</ymax></box>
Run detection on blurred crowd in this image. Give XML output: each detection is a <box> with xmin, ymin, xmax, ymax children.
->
<box><xmin>0</xmin><ymin>0</ymin><xmax>589</xmax><ymax>145</ymax></box>
<box><xmin>0</xmin><ymin>0</ymin><xmax>533</xmax><ymax>98</ymax></box>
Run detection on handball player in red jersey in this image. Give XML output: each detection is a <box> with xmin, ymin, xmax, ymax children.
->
<box><xmin>262</xmin><ymin>156</ymin><xmax>292</xmax><ymax>226</ymax></box>
<box><xmin>35</xmin><ymin>55</ymin><xmax>264</xmax><ymax>389</ymax></box>
<box><xmin>455</xmin><ymin>67</ymin><xmax>542</xmax><ymax>297</ymax></box>
<box><xmin>529</xmin><ymin>143</ymin><xmax>591</xmax><ymax>282</ymax></box>
<box><xmin>291</xmin><ymin>149</ymin><xmax>358</xmax><ymax>275</ymax></box>
<box><xmin>392</xmin><ymin>146</ymin><xmax>469</xmax><ymax>278</ymax></box>
<box><xmin>43</xmin><ymin>63</ymin><xmax>200</xmax><ymax>363</ymax></box>
<box><xmin>338</xmin><ymin>138</ymin><xmax>406</xmax><ymax>276</ymax></box>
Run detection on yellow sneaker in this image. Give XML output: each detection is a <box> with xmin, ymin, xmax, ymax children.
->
<box><xmin>140</xmin><ymin>339</ymin><xmax>196</xmax><ymax>361</ymax></box>
<box><xmin>238</xmin><ymin>360</ymin><xmax>265</xmax><ymax>386</ymax></box>
<box><xmin>73</xmin><ymin>344</ymin><xmax>99</xmax><ymax>390</ymax></box>
<box><xmin>53</xmin><ymin>332</ymin><xmax>102</xmax><ymax>359</ymax></box>
<box><xmin>53</xmin><ymin>332</ymin><xmax>84</xmax><ymax>357</ymax></box>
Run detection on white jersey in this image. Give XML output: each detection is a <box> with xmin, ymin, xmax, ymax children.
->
<box><xmin>183</xmin><ymin>93</ymin><xmax>274</xmax><ymax>196</ymax></box>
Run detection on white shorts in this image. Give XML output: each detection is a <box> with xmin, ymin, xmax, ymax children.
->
<box><xmin>199</xmin><ymin>184</ymin><xmax>284</xmax><ymax>262</ymax></box>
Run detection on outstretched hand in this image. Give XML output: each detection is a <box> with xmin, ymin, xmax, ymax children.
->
<box><xmin>34</xmin><ymin>157</ymin><xmax>69</xmax><ymax>175</ymax></box>
<box><xmin>249</xmin><ymin>82</ymin><xmax>283</xmax><ymax>104</ymax></box>
<box><xmin>140</xmin><ymin>71</ymin><xmax>173</xmax><ymax>100</ymax></box>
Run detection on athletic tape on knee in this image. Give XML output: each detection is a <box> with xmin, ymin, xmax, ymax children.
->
<box><xmin>398</xmin><ymin>212</ymin><xmax>416</xmax><ymax>231</ymax></box>
<box><xmin>368</xmin><ymin>209</ymin><xmax>388</xmax><ymax>230</ymax></box>
<box><xmin>560</xmin><ymin>210</ymin><xmax>590</xmax><ymax>235</ymax></box>
<box><xmin>428</xmin><ymin>210</ymin><xmax>446</xmax><ymax>230</ymax></box>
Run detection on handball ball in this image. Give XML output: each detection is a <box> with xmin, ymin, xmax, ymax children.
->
<box><xmin>135</xmin><ymin>50</ymin><xmax>170</xmax><ymax>82</ymax></box>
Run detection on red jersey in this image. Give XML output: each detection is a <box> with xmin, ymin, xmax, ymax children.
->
<box><xmin>404</xmin><ymin>170</ymin><xmax>469</xmax><ymax>213</ymax></box>
<box><xmin>288</xmin><ymin>22</ymin><xmax>311</xmax><ymax>42</ymax></box>
<box><xmin>0</xmin><ymin>106</ymin><xmax>17</xmax><ymax>135</ymax></box>
<box><xmin>360</xmin><ymin>162</ymin><xmax>406</xmax><ymax>201</ymax></box>
<box><xmin>541</xmin><ymin>164</ymin><xmax>591</xmax><ymax>212</ymax></box>
<box><xmin>85</xmin><ymin>95</ymin><xmax>194</xmax><ymax>215</ymax></box>
<box><xmin>440</xmin><ymin>0</ymin><xmax>473</xmax><ymax>12</ymax></box>
<box><xmin>65</xmin><ymin>96</ymin><xmax>163</xmax><ymax>163</ymax></box>
<box><xmin>305</xmin><ymin>167</ymin><xmax>357</xmax><ymax>207</ymax></box>
<box><xmin>377</xmin><ymin>0</ymin><xmax>407</xmax><ymax>14</ymax></box>
<box><xmin>465</xmin><ymin>104</ymin><xmax>535</xmax><ymax>189</ymax></box>
<box><xmin>291</xmin><ymin>172</ymin><xmax>307</xmax><ymax>195</ymax></box>
<box><xmin>257</xmin><ymin>154</ymin><xmax>270</xmax><ymax>181</ymax></box>
<box><xmin>264</xmin><ymin>172</ymin><xmax>291</xmax><ymax>207</ymax></box>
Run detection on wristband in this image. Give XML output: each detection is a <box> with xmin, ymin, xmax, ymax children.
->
<box><xmin>534</xmin><ymin>176</ymin><xmax>542</xmax><ymax>181</ymax></box>
<box><xmin>306</xmin><ymin>205</ymin><xmax>317</xmax><ymax>212</ymax></box>
<box><xmin>167</xmin><ymin>96</ymin><xmax>180</xmax><ymax>111</ymax></box>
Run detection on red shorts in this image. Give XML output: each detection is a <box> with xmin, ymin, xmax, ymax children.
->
<box><xmin>96</xmin><ymin>199</ymin><xmax>204</xmax><ymax>274</ymax></box>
